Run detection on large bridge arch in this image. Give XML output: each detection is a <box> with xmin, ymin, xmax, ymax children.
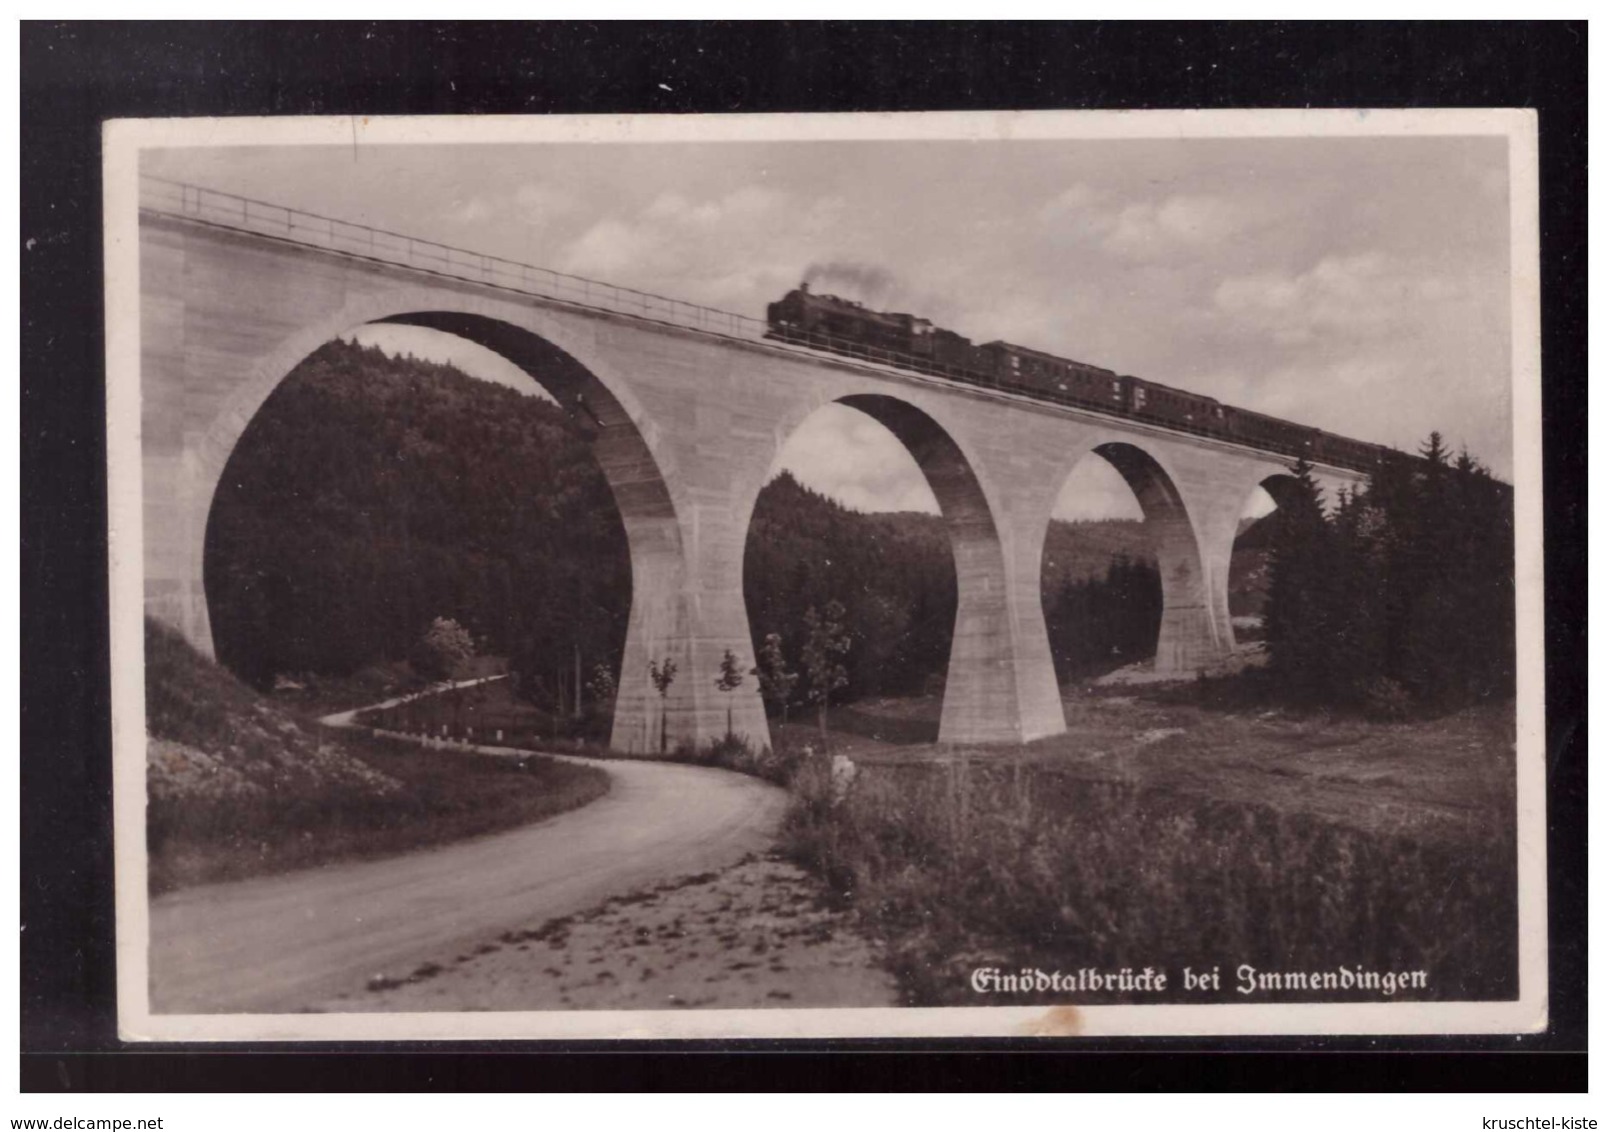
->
<box><xmin>148</xmin><ymin>278</ymin><xmax>732</xmax><ymax>754</ymax></box>
<box><xmin>188</xmin><ymin>289</ymin><xmax>679</xmax><ymax>538</ymax></box>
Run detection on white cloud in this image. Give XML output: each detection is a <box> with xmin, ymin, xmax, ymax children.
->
<box><xmin>1036</xmin><ymin>186</ymin><xmax>1286</xmax><ymax>271</ymax></box>
<box><xmin>554</xmin><ymin>185</ymin><xmax>824</xmax><ymax>312</ymax></box>
<box><xmin>643</xmin><ymin>186</ymin><xmax>786</xmax><ymax>226</ymax></box>
<box><xmin>444</xmin><ymin>183</ymin><xmax>577</xmax><ymax>230</ymax></box>
<box><xmin>156</xmin><ymin>137</ymin><xmax>1512</xmax><ymax>487</ymax></box>
<box><xmin>343</xmin><ymin>326</ymin><xmax>555</xmax><ymax>403</ymax></box>
<box><xmin>555</xmin><ymin>218</ymin><xmax>638</xmax><ymax>276</ymax></box>
<box><xmin>1051</xmin><ymin>456</ymin><xmax>1144</xmax><ymax>521</ymax></box>
<box><xmin>1192</xmin><ymin>345</ymin><xmax>1509</xmax><ymax>474</ymax></box>
<box><xmin>514</xmin><ymin>182</ymin><xmax>579</xmax><ymax>224</ymax></box>
<box><xmin>772</xmin><ymin>404</ymin><xmax>940</xmax><ymax>515</ymax></box>
<box><xmin>1099</xmin><ymin>193</ymin><xmax>1268</xmax><ymax>262</ymax></box>
<box><xmin>445</xmin><ymin>196</ymin><xmax>492</xmax><ymax>224</ymax></box>
<box><xmin>1212</xmin><ymin>252</ymin><xmax>1473</xmax><ymax>346</ymax></box>
<box><xmin>1039</xmin><ymin>182</ymin><xmax>1104</xmax><ymax>219</ymax></box>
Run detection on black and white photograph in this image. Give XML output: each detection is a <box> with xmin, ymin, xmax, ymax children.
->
<box><xmin>102</xmin><ymin>109</ymin><xmax>1545</xmax><ymax>1042</ymax></box>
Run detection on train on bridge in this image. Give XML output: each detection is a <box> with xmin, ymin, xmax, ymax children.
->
<box><xmin>765</xmin><ymin>284</ymin><xmax>1393</xmax><ymax>474</ymax></box>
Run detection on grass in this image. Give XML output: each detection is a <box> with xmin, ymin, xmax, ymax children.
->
<box><xmin>781</xmin><ymin>750</ymin><xmax>1517</xmax><ymax>1006</ymax></box>
<box><xmin>833</xmin><ymin>684</ymin><xmax>1515</xmax><ymax>846</ymax></box>
<box><xmin>145</xmin><ymin>620</ymin><xmax>609</xmax><ymax>893</ymax></box>
<box><xmin>262</xmin><ymin>659</ymin><xmax>428</xmax><ymax>717</ymax></box>
<box><xmin>775</xmin><ymin>682</ymin><xmax>1519</xmax><ymax>1007</ymax></box>
<box><xmin>150</xmin><ymin>737</ymin><xmax>612</xmax><ymax>893</ymax></box>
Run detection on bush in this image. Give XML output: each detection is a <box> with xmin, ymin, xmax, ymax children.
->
<box><xmin>665</xmin><ymin>733</ymin><xmax>804</xmax><ymax>787</ymax></box>
<box><xmin>1364</xmin><ymin>677</ymin><xmax>1415</xmax><ymax>722</ymax></box>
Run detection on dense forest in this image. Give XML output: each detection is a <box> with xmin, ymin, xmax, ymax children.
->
<box><xmin>742</xmin><ymin>472</ymin><xmax>956</xmax><ymax>700</ymax></box>
<box><xmin>1261</xmin><ymin>439</ymin><xmax>1514</xmax><ymax>714</ymax></box>
<box><xmin>206</xmin><ymin>340</ymin><xmax>631</xmax><ymax>690</ymax></box>
<box><xmin>208</xmin><ymin>341</ymin><xmax>1189</xmax><ymax>709</ymax></box>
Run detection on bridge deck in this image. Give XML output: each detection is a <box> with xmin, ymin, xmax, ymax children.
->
<box><xmin>139</xmin><ymin>174</ymin><xmax>1366</xmax><ymax>476</ymax></box>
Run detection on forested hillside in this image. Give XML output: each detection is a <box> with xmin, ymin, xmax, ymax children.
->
<box><xmin>206</xmin><ymin>339</ymin><xmax>630</xmax><ymax>690</ymax></box>
<box><xmin>208</xmin><ymin>341</ymin><xmax>1249</xmax><ymax>707</ymax></box>
<box><xmin>743</xmin><ymin>472</ymin><xmax>958</xmax><ymax>700</ymax></box>
<box><xmin>1042</xmin><ymin>518</ymin><xmax>1152</xmax><ymax>582</ymax></box>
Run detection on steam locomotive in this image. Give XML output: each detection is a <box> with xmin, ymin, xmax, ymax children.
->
<box><xmin>765</xmin><ymin>284</ymin><xmax>1390</xmax><ymax>474</ymax></box>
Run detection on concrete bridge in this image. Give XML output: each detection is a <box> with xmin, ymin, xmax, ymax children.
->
<box><xmin>136</xmin><ymin>178</ymin><xmax>1364</xmax><ymax>753</ymax></box>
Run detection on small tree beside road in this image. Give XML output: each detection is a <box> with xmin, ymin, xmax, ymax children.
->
<box><xmin>715</xmin><ymin>649</ymin><xmax>746</xmax><ymax>737</ymax></box>
<box><xmin>750</xmin><ymin>632</ymin><xmax>798</xmax><ymax>725</ymax></box>
<box><xmin>801</xmin><ymin>601</ymin><xmax>851</xmax><ymax>738</ymax></box>
<box><xmin>649</xmin><ymin>656</ymin><xmax>678</xmax><ymax>754</ymax></box>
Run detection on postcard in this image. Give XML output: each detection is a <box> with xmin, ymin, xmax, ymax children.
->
<box><xmin>104</xmin><ymin>108</ymin><xmax>1545</xmax><ymax>1041</ymax></box>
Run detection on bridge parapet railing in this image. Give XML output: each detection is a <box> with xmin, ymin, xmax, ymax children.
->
<box><xmin>138</xmin><ymin>176</ymin><xmax>1031</xmax><ymax>391</ymax></box>
<box><xmin>139</xmin><ymin>175</ymin><xmax>764</xmax><ymax>341</ymax></box>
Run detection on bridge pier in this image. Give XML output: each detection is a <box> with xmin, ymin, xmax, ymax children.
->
<box><xmin>1149</xmin><ymin>515</ymin><xmax>1224</xmax><ymax>675</ymax></box>
<box><xmin>935</xmin><ymin>485</ymin><xmax>1068</xmax><ymax>745</ymax></box>
<box><xmin>142</xmin><ymin>451</ymin><xmax>216</xmax><ymax>659</ymax></box>
<box><xmin>607</xmin><ymin>510</ymin><xmax>771</xmax><ymax>757</ymax></box>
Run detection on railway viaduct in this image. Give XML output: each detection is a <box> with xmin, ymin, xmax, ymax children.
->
<box><xmin>135</xmin><ymin>179</ymin><xmax>1364</xmax><ymax>754</ymax></box>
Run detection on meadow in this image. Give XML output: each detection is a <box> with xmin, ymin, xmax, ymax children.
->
<box><xmin>777</xmin><ymin>687</ymin><xmax>1517</xmax><ymax>1006</ymax></box>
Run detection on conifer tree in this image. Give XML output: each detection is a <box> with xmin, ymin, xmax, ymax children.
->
<box><xmin>1263</xmin><ymin>458</ymin><xmax>1333</xmax><ymax>702</ymax></box>
<box><xmin>1262</xmin><ymin>437</ymin><xmax>1514</xmax><ymax>715</ymax></box>
<box><xmin>1399</xmin><ymin>431</ymin><xmax>1460</xmax><ymax>704</ymax></box>
<box><xmin>1324</xmin><ymin>485</ymin><xmax>1388</xmax><ymax>707</ymax></box>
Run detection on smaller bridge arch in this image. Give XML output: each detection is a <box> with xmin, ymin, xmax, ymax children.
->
<box><xmin>747</xmin><ymin>390</ymin><xmax>1064</xmax><ymax>745</ymax></box>
<box><xmin>1048</xmin><ymin>439</ymin><xmax>1224</xmax><ymax>675</ymax></box>
<box><xmin>1259</xmin><ymin>472</ymin><xmax>1310</xmax><ymax>512</ymax></box>
<box><xmin>1197</xmin><ymin>459</ymin><xmax>1368</xmax><ymax>657</ymax></box>
<box><xmin>839</xmin><ymin>394</ymin><xmax>1017</xmax><ymax>745</ymax></box>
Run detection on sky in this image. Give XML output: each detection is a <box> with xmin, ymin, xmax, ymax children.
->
<box><xmin>148</xmin><ymin>134</ymin><xmax>1513</xmax><ymax>521</ymax></box>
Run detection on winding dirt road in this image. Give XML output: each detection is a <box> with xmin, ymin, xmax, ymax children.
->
<box><xmin>148</xmin><ymin>717</ymin><xmax>787</xmax><ymax>1014</ymax></box>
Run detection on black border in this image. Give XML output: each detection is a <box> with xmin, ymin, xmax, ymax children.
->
<box><xmin>20</xmin><ymin>21</ymin><xmax>1587</xmax><ymax>1092</ymax></box>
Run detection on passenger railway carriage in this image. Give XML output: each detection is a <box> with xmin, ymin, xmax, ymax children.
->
<box><xmin>764</xmin><ymin>284</ymin><xmax>1390</xmax><ymax>475</ymax></box>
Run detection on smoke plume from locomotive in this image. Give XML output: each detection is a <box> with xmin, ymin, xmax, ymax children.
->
<box><xmin>802</xmin><ymin>260</ymin><xmax>900</xmax><ymax>307</ymax></box>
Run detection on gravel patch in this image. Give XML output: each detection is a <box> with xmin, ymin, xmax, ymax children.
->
<box><xmin>322</xmin><ymin>856</ymin><xmax>897</xmax><ymax>1012</ymax></box>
